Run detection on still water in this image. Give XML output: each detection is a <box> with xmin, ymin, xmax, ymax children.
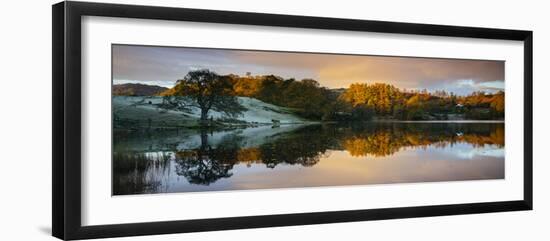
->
<box><xmin>113</xmin><ymin>122</ymin><xmax>504</xmax><ymax>195</ymax></box>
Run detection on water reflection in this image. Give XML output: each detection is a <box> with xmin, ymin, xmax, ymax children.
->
<box><xmin>113</xmin><ymin>122</ymin><xmax>504</xmax><ymax>195</ymax></box>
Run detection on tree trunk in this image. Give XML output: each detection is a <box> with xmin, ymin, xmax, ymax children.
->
<box><xmin>200</xmin><ymin>108</ymin><xmax>209</xmax><ymax>126</ymax></box>
<box><xmin>200</xmin><ymin>129</ymin><xmax>208</xmax><ymax>149</ymax></box>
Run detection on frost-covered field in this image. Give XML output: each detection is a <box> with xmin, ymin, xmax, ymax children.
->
<box><xmin>114</xmin><ymin>124</ymin><xmax>309</xmax><ymax>152</ymax></box>
<box><xmin>113</xmin><ymin>96</ymin><xmax>306</xmax><ymax>128</ymax></box>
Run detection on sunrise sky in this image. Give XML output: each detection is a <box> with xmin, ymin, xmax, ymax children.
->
<box><xmin>112</xmin><ymin>44</ymin><xmax>505</xmax><ymax>95</ymax></box>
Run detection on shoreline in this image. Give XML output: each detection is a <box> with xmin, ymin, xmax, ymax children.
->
<box><xmin>370</xmin><ymin>120</ymin><xmax>505</xmax><ymax>123</ymax></box>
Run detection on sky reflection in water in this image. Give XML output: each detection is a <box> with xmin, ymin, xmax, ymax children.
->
<box><xmin>112</xmin><ymin>122</ymin><xmax>504</xmax><ymax>195</ymax></box>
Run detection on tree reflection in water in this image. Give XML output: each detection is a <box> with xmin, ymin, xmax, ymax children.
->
<box><xmin>173</xmin><ymin>130</ymin><xmax>237</xmax><ymax>185</ymax></box>
<box><xmin>113</xmin><ymin>122</ymin><xmax>504</xmax><ymax>195</ymax></box>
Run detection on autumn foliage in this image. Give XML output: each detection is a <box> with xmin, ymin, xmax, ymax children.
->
<box><xmin>162</xmin><ymin>70</ymin><xmax>505</xmax><ymax>121</ymax></box>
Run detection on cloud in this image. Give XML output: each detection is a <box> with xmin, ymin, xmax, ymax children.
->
<box><xmin>112</xmin><ymin>45</ymin><xmax>235</xmax><ymax>82</ymax></box>
<box><xmin>113</xmin><ymin>45</ymin><xmax>504</xmax><ymax>94</ymax></box>
<box><xmin>233</xmin><ymin>52</ymin><xmax>504</xmax><ymax>89</ymax></box>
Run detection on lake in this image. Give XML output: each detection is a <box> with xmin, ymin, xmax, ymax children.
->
<box><xmin>112</xmin><ymin>122</ymin><xmax>504</xmax><ymax>195</ymax></box>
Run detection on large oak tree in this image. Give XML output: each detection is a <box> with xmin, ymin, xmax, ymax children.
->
<box><xmin>170</xmin><ymin>69</ymin><xmax>245</xmax><ymax>125</ymax></box>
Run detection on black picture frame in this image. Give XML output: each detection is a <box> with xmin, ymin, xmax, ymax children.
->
<box><xmin>52</xmin><ymin>1</ymin><xmax>533</xmax><ymax>240</ymax></box>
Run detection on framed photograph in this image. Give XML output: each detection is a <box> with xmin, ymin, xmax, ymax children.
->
<box><xmin>52</xmin><ymin>1</ymin><xmax>533</xmax><ymax>240</ymax></box>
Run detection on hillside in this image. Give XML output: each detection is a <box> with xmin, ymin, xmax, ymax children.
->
<box><xmin>113</xmin><ymin>96</ymin><xmax>307</xmax><ymax>129</ymax></box>
<box><xmin>112</xmin><ymin>83</ymin><xmax>168</xmax><ymax>96</ymax></box>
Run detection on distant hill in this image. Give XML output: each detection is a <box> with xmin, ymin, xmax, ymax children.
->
<box><xmin>112</xmin><ymin>83</ymin><xmax>168</xmax><ymax>96</ymax></box>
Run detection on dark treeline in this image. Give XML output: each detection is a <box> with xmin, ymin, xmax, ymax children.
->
<box><xmin>161</xmin><ymin>70</ymin><xmax>505</xmax><ymax>121</ymax></box>
<box><xmin>113</xmin><ymin>83</ymin><xmax>168</xmax><ymax>96</ymax></box>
